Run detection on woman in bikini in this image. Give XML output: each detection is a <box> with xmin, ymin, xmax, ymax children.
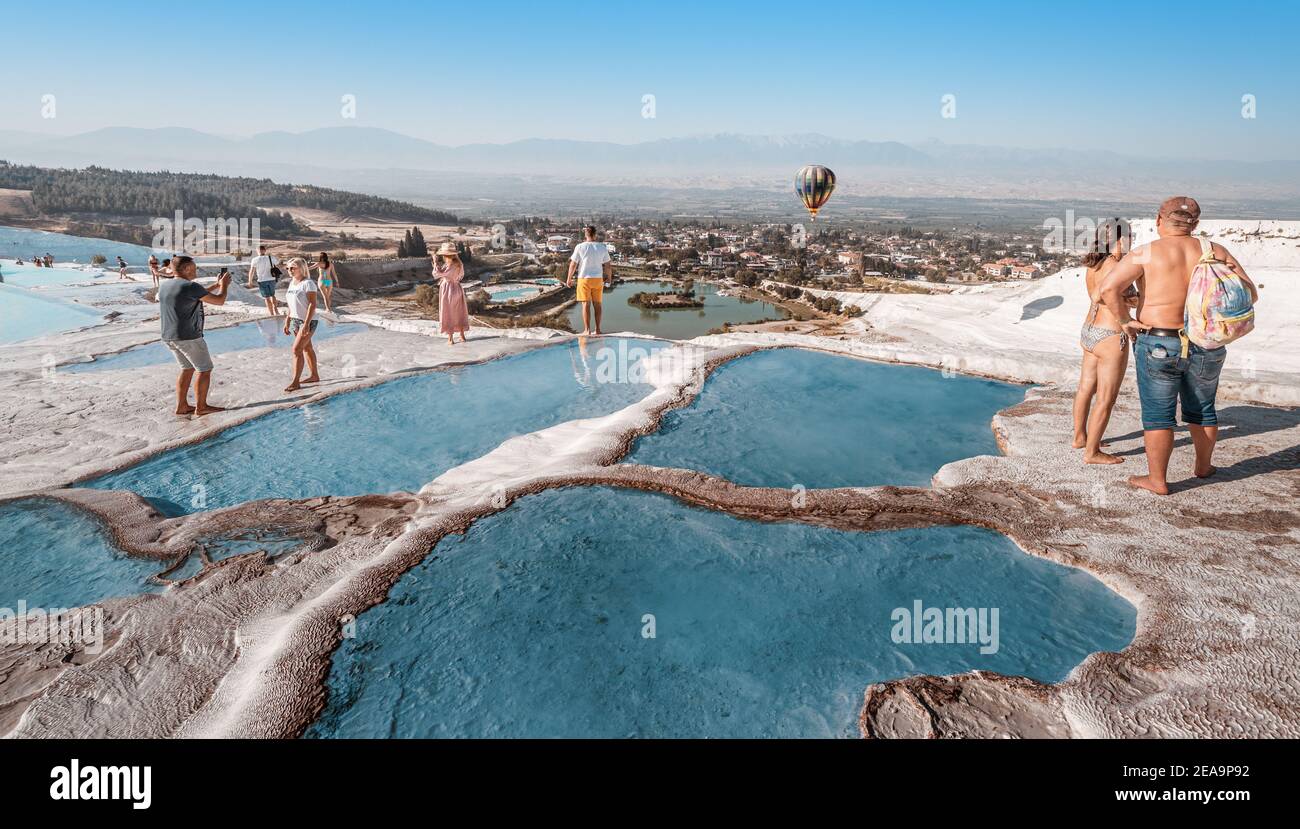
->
<box><xmin>1071</xmin><ymin>221</ymin><xmax>1134</xmax><ymax>464</ymax></box>
<box><xmin>312</xmin><ymin>252</ymin><xmax>339</xmax><ymax>313</ymax></box>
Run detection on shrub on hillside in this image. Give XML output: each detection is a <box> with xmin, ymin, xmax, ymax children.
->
<box><xmin>466</xmin><ymin>289</ymin><xmax>490</xmax><ymax>314</ymax></box>
<box><xmin>414</xmin><ymin>284</ymin><xmax>439</xmax><ymax>313</ymax></box>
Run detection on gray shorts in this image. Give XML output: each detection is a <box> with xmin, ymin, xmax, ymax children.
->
<box><xmin>163</xmin><ymin>338</ymin><xmax>214</xmax><ymax>372</ymax></box>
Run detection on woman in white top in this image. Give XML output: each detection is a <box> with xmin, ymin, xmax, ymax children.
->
<box><xmin>282</xmin><ymin>257</ymin><xmax>321</xmax><ymax>392</ymax></box>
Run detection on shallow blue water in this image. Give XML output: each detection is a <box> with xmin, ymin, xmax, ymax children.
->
<box><xmin>1</xmin><ymin>262</ymin><xmax>106</xmax><ymax>288</ymax></box>
<box><xmin>630</xmin><ymin>347</ymin><xmax>1026</xmax><ymax>488</ymax></box>
<box><xmin>203</xmin><ymin>529</ymin><xmax>305</xmax><ymax>562</ymax></box>
<box><xmin>306</xmin><ymin>486</ymin><xmax>1135</xmax><ymax>738</ymax></box>
<box><xmin>157</xmin><ymin>530</ymin><xmax>305</xmax><ymax>581</ymax></box>
<box><xmin>63</xmin><ymin>320</ymin><xmax>367</xmax><ymax>373</ymax></box>
<box><xmin>0</xmin><ymin>282</ymin><xmax>107</xmax><ymax>344</ymax></box>
<box><xmin>0</xmin><ymin>499</ymin><xmax>163</xmax><ymax>608</ymax></box>
<box><xmin>87</xmin><ymin>338</ymin><xmax>669</xmax><ymax>514</ymax></box>
<box><xmin>485</xmin><ymin>284</ymin><xmax>542</xmax><ymax>303</ymax></box>
<box><xmin>0</xmin><ymin>226</ymin><xmax>159</xmax><ymax>265</ymax></box>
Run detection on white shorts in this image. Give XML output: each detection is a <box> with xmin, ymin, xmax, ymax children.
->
<box><xmin>164</xmin><ymin>338</ymin><xmax>214</xmax><ymax>372</ymax></box>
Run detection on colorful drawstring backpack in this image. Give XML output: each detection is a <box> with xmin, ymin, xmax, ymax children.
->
<box><xmin>1184</xmin><ymin>238</ymin><xmax>1254</xmax><ymax>354</ymax></box>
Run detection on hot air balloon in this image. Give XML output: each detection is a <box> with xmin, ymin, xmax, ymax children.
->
<box><xmin>794</xmin><ymin>164</ymin><xmax>836</xmax><ymax>221</ymax></box>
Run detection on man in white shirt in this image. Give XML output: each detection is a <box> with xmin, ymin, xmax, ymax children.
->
<box><xmin>567</xmin><ymin>226</ymin><xmax>612</xmax><ymax>335</ymax></box>
<box><xmin>247</xmin><ymin>244</ymin><xmax>280</xmax><ymax>317</ymax></box>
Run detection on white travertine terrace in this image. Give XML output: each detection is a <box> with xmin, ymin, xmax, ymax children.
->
<box><xmin>0</xmin><ymin>224</ymin><xmax>1296</xmax><ymax>738</ymax></box>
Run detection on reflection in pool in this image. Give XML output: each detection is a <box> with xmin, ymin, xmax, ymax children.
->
<box><xmin>306</xmin><ymin>486</ymin><xmax>1135</xmax><ymax>738</ymax></box>
<box><xmin>0</xmin><ymin>499</ymin><xmax>162</xmax><ymax>608</ymax></box>
<box><xmin>567</xmin><ymin>280</ymin><xmax>784</xmax><ymax>339</ymax></box>
<box><xmin>86</xmin><ymin>338</ymin><xmax>669</xmax><ymax>514</ymax></box>
<box><xmin>64</xmin><ymin>319</ymin><xmax>367</xmax><ymax>373</ymax></box>
<box><xmin>629</xmin><ymin>348</ymin><xmax>1026</xmax><ymax>488</ymax></box>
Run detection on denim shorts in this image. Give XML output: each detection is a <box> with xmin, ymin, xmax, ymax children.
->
<box><xmin>257</xmin><ymin>280</ymin><xmax>277</xmax><ymax>298</ymax></box>
<box><xmin>288</xmin><ymin>318</ymin><xmax>318</xmax><ymax>336</ymax></box>
<box><xmin>1134</xmin><ymin>333</ymin><xmax>1226</xmax><ymax>430</ymax></box>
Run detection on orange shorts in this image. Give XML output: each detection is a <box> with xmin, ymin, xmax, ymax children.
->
<box><xmin>576</xmin><ymin>278</ymin><xmax>604</xmax><ymax>302</ymax></box>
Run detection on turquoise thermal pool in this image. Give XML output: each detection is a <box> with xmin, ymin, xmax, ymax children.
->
<box><xmin>306</xmin><ymin>486</ymin><xmax>1136</xmax><ymax>738</ymax></box>
<box><xmin>0</xmin><ymin>282</ymin><xmax>107</xmax><ymax>345</ymax></box>
<box><xmin>0</xmin><ymin>226</ymin><xmax>158</xmax><ymax>265</ymax></box>
<box><xmin>87</xmin><ymin>338</ymin><xmax>669</xmax><ymax>514</ymax></box>
<box><xmin>0</xmin><ymin>499</ymin><xmax>162</xmax><ymax>608</ymax></box>
<box><xmin>629</xmin><ymin>347</ymin><xmax>1026</xmax><ymax>488</ymax></box>
<box><xmin>484</xmin><ymin>283</ymin><xmax>551</xmax><ymax>303</ymax></box>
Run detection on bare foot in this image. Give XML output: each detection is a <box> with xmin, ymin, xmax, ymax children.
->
<box><xmin>1127</xmin><ymin>474</ymin><xmax>1169</xmax><ymax>495</ymax></box>
<box><xmin>194</xmin><ymin>405</ymin><xmax>226</xmax><ymax>417</ymax></box>
<box><xmin>302</xmin><ymin>375</ymin><xmax>321</xmax><ymax>385</ymax></box>
<box><xmin>1084</xmin><ymin>451</ymin><xmax>1124</xmax><ymax>465</ymax></box>
<box><xmin>174</xmin><ymin>406</ymin><xmax>196</xmax><ymax>415</ymax></box>
<box><xmin>284</xmin><ymin>383</ymin><xmax>301</xmax><ymax>392</ymax></box>
<box><xmin>1071</xmin><ymin>434</ymin><xmax>1086</xmax><ymax>449</ymax></box>
<box><xmin>1195</xmin><ymin>464</ymin><xmax>1217</xmax><ymax>478</ymax></box>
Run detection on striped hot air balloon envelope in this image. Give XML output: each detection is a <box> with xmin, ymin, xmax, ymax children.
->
<box><xmin>795</xmin><ymin>165</ymin><xmax>836</xmax><ymax>221</ymax></box>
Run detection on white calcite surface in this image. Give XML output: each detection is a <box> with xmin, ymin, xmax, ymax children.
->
<box><xmin>790</xmin><ymin>246</ymin><xmax>1299</xmax><ymax>407</ymax></box>
<box><xmin>1</xmin><ymin>225</ymin><xmax>1297</xmax><ymax>739</ymax></box>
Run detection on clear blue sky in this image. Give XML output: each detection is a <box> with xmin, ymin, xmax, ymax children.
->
<box><xmin>3</xmin><ymin>0</ymin><xmax>1296</xmax><ymax>159</ymax></box>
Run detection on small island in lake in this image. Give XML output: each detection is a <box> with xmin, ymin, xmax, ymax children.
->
<box><xmin>627</xmin><ymin>280</ymin><xmax>705</xmax><ymax>310</ymax></box>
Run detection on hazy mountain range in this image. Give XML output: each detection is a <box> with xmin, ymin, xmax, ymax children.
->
<box><xmin>2</xmin><ymin>127</ymin><xmax>1297</xmax><ymax>217</ymax></box>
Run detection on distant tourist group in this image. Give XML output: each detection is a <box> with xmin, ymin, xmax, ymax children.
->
<box><xmin>157</xmin><ymin>239</ymin><xmax>474</xmax><ymax>417</ymax></box>
<box><xmin>1071</xmin><ymin>196</ymin><xmax>1258</xmax><ymax>495</ymax></box>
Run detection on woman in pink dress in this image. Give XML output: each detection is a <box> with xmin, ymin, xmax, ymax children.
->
<box><xmin>435</xmin><ymin>241</ymin><xmax>470</xmax><ymax>344</ymax></box>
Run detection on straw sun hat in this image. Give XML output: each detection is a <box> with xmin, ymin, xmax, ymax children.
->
<box><xmin>436</xmin><ymin>242</ymin><xmax>459</xmax><ymax>256</ymax></box>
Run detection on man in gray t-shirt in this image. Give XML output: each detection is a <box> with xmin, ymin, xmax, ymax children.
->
<box><xmin>158</xmin><ymin>256</ymin><xmax>230</xmax><ymax>416</ymax></box>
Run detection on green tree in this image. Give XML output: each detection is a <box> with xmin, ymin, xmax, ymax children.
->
<box><xmin>408</xmin><ymin>226</ymin><xmax>429</xmax><ymax>257</ymax></box>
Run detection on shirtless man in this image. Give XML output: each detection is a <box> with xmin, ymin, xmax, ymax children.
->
<box><xmin>1100</xmin><ymin>196</ymin><xmax>1258</xmax><ymax>495</ymax></box>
